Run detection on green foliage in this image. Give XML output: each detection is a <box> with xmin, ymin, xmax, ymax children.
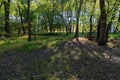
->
<box><xmin>19</xmin><ymin>42</ymin><xmax>41</xmax><ymax>52</ymax></box>
<box><xmin>0</xmin><ymin>33</ymin><xmax>73</xmax><ymax>54</ymax></box>
<box><xmin>109</xmin><ymin>32</ymin><xmax>120</xmax><ymax>39</ymax></box>
<box><xmin>0</xmin><ymin>0</ymin><xmax>119</xmax><ymax>35</ymax></box>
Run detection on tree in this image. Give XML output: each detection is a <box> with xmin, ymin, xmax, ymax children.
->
<box><xmin>98</xmin><ymin>0</ymin><xmax>107</xmax><ymax>45</ymax></box>
<box><xmin>74</xmin><ymin>0</ymin><xmax>83</xmax><ymax>39</ymax></box>
<box><xmin>97</xmin><ymin>0</ymin><xmax>118</xmax><ymax>45</ymax></box>
<box><xmin>17</xmin><ymin>0</ymin><xmax>26</xmax><ymax>34</ymax></box>
<box><xmin>27</xmin><ymin>0</ymin><xmax>31</xmax><ymax>41</ymax></box>
<box><xmin>3</xmin><ymin>0</ymin><xmax>11</xmax><ymax>37</ymax></box>
<box><xmin>88</xmin><ymin>0</ymin><xmax>96</xmax><ymax>40</ymax></box>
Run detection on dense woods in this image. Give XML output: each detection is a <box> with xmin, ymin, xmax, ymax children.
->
<box><xmin>0</xmin><ymin>0</ymin><xmax>120</xmax><ymax>80</ymax></box>
<box><xmin>0</xmin><ymin>0</ymin><xmax>119</xmax><ymax>44</ymax></box>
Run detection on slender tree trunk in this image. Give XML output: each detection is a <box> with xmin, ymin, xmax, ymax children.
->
<box><xmin>18</xmin><ymin>6</ymin><xmax>26</xmax><ymax>34</ymax></box>
<box><xmin>106</xmin><ymin>5</ymin><xmax>117</xmax><ymax>41</ymax></box>
<box><xmin>66</xmin><ymin>25</ymin><xmax>69</xmax><ymax>36</ymax></box>
<box><xmin>69</xmin><ymin>10</ymin><xmax>73</xmax><ymax>34</ymax></box>
<box><xmin>88</xmin><ymin>14</ymin><xmax>93</xmax><ymax>40</ymax></box>
<box><xmin>88</xmin><ymin>0</ymin><xmax>96</xmax><ymax>40</ymax></box>
<box><xmin>74</xmin><ymin>15</ymin><xmax>79</xmax><ymax>38</ymax></box>
<box><xmin>4</xmin><ymin>0</ymin><xmax>11</xmax><ymax>37</ymax></box>
<box><xmin>61</xmin><ymin>0</ymin><xmax>64</xmax><ymax>32</ymax></box>
<box><xmin>49</xmin><ymin>18</ymin><xmax>52</xmax><ymax>33</ymax></box>
<box><xmin>47</xmin><ymin>9</ymin><xmax>52</xmax><ymax>33</ymax></box>
<box><xmin>106</xmin><ymin>22</ymin><xmax>112</xmax><ymax>42</ymax></box>
<box><xmin>81</xmin><ymin>7</ymin><xmax>85</xmax><ymax>34</ymax></box>
<box><xmin>53</xmin><ymin>0</ymin><xmax>55</xmax><ymax>33</ymax></box>
<box><xmin>74</xmin><ymin>0</ymin><xmax>83</xmax><ymax>39</ymax></box>
<box><xmin>114</xmin><ymin>11</ymin><xmax>120</xmax><ymax>32</ymax></box>
<box><xmin>27</xmin><ymin>0</ymin><xmax>31</xmax><ymax>41</ymax></box>
<box><xmin>97</xmin><ymin>17</ymin><xmax>101</xmax><ymax>41</ymax></box>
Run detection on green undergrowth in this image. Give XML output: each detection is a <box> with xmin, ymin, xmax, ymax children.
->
<box><xmin>0</xmin><ymin>32</ymin><xmax>119</xmax><ymax>54</ymax></box>
<box><xmin>0</xmin><ymin>33</ymin><xmax>73</xmax><ymax>54</ymax></box>
<box><xmin>109</xmin><ymin>32</ymin><xmax>120</xmax><ymax>39</ymax></box>
<box><xmin>0</xmin><ymin>33</ymin><xmax>120</xmax><ymax>79</ymax></box>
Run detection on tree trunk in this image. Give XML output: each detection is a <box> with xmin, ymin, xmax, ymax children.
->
<box><xmin>98</xmin><ymin>0</ymin><xmax>107</xmax><ymax>45</ymax></box>
<box><xmin>105</xmin><ymin>22</ymin><xmax>112</xmax><ymax>42</ymax></box>
<box><xmin>18</xmin><ymin>6</ymin><xmax>26</xmax><ymax>34</ymax></box>
<box><xmin>74</xmin><ymin>0</ymin><xmax>83</xmax><ymax>39</ymax></box>
<box><xmin>114</xmin><ymin>11</ymin><xmax>120</xmax><ymax>32</ymax></box>
<box><xmin>88</xmin><ymin>14</ymin><xmax>93</xmax><ymax>40</ymax></box>
<box><xmin>4</xmin><ymin>0</ymin><xmax>11</xmax><ymax>37</ymax></box>
<box><xmin>88</xmin><ymin>0</ymin><xmax>96</xmax><ymax>40</ymax></box>
<box><xmin>97</xmin><ymin>17</ymin><xmax>101</xmax><ymax>41</ymax></box>
<box><xmin>74</xmin><ymin>17</ymin><xmax>79</xmax><ymax>38</ymax></box>
<box><xmin>27</xmin><ymin>0</ymin><xmax>31</xmax><ymax>41</ymax></box>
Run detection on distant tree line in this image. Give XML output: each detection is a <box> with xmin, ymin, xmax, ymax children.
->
<box><xmin>0</xmin><ymin>0</ymin><xmax>120</xmax><ymax>45</ymax></box>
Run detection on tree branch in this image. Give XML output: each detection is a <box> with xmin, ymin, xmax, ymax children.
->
<box><xmin>106</xmin><ymin>0</ymin><xmax>118</xmax><ymax>15</ymax></box>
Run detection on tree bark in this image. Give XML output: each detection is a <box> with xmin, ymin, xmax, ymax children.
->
<box><xmin>27</xmin><ymin>0</ymin><xmax>31</xmax><ymax>41</ymax></box>
<box><xmin>4</xmin><ymin>0</ymin><xmax>11</xmax><ymax>37</ymax></box>
<box><xmin>18</xmin><ymin>6</ymin><xmax>26</xmax><ymax>34</ymax></box>
<box><xmin>88</xmin><ymin>14</ymin><xmax>93</xmax><ymax>40</ymax></box>
<box><xmin>114</xmin><ymin>11</ymin><xmax>120</xmax><ymax>32</ymax></box>
<box><xmin>98</xmin><ymin>0</ymin><xmax>107</xmax><ymax>45</ymax></box>
<box><xmin>88</xmin><ymin>0</ymin><xmax>96</xmax><ymax>40</ymax></box>
<box><xmin>97</xmin><ymin>17</ymin><xmax>101</xmax><ymax>41</ymax></box>
<box><xmin>74</xmin><ymin>0</ymin><xmax>83</xmax><ymax>39</ymax></box>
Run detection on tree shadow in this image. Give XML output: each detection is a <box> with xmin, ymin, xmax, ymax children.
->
<box><xmin>0</xmin><ymin>40</ymin><xmax>120</xmax><ymax>80</ymax></box>
<box><xmin>50</xmin><ymin>39</ymin><xmax>120</xmax><ymax>80</ymax></box>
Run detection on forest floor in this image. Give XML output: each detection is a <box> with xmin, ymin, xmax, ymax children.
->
<box><xmin>0</xmin><ymin>37</ymin><xmax>120</xmax><ymax>80</ymax></box>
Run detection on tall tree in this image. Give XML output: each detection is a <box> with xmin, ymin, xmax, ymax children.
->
<box><xmin>88</xmin><ymin>0</ymin><xmax>96</xmax><ymax>40</ymax></box>
<box><xmin>74</xmin><ymin>0</ymin><xmax>83</xmax><ymax>39</ymax></box>
<box><xmin>98</xmin><ymin>0</ymin><xmax>107</xmax><ymax>45</ymax></box>
<box><xmin>97</xmin><ymin>0</ymin><xmax>118</xmax><ymax>45</ymax></box>
<box><xmin>27</xmin><ymin>0</ymin><xmax>31</xmax><ymax>41</ymax></box>
<box><xmin>18</xmin><ymin>0</ymin><xmax>26</xmax><ymax>34</ymax></box>
<box><xmin>4</xmin><ymin>0</ymin><xmax>11</xmax><ymax>37</ymax></box>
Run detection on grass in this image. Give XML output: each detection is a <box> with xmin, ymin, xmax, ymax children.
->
<box><xmin>0</xmin><ymin>33</ymin><xmax>74</xmax><ymax>54</ymax></box>
<box><xmin>0</xmin><ymin>32</ymin><xmax>120</xmax><ymax>80</ymax></box>
<box><xmin>109</xmin><ymin>32</ymin><xmax>120</xmax><ymax>39</ymax></box>
<box><xmin>0</xmin><ymin>32</ymin><xmax>120</xmax><ymax>54</ymax></box>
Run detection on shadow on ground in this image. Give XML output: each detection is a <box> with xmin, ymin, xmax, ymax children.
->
<box><xmin>0</xmin><ymin>39</ymin><xmax>120</xmax><ymax>80</ymax></box>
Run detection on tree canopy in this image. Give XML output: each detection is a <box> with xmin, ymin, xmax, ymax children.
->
<box><xmin>0</xmin><ymin>0</ymin><xmax>120</xmax><ymax>45</ymax></box>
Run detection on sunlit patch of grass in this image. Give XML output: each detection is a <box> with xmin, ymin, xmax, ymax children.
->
<box><xmin>18</xmin><ymin>35</ymin><xmax>28</xmax><ymax>40</ymax></box>
<box><xmin>0</xmin><ymin>40</ymin><xmax>5</xmax><ymax>45</ymax></box>
<box><xmin>109</xmin><ymin>32</ymin><xmax>120</xmax><ymax>39</ymax></box>
<box><xmin>0</xmin><ymin>33</ymin><xmax>74</xmax><ymax>54</ymax></box>
<box><xmin>18</xmin><ymin>42</ymin><xmax>41</xmax><ymax>52</ymax></box>
<box><xmin>0</xmin><ymin>39</ymin><xmax>26</xmax><ymax>54</ymax></box>
<box><xmin>0</xmin><ymin>35</ymin><xmax>28</xmax><ymax>53</ymax></box>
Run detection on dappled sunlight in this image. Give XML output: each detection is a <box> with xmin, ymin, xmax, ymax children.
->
<box><xmin>107</xmin><ymin>42</ymin><xmax>114</xmax><ymax>47</ymax></box>
<box><xmin>103</xmin><ymin>52</ymin><xmax>111</xmax><ymax>60</ymax></box>
<box><xmin>0</xmin><ymin>33</ymin><xmax>120</xmax><ymax>80</ymax></box>
<box><xmin>47</xmin><ymin>41</ymin><xmax>58</xmax><ymax>47</ymax></box>
<box><xmin>92</xmin><ymin>51</ymin><xmax>103</xmax><ymax>59</ymax></box>
<box><xmin>0</xmin><ymin>39</ymin><xmax>120</xmax><ymax>79</ymax></box>
<box><xmin>0</xmin><ymin>0</ymin><xmax>120</xmax><ymax>79</ymax></box>
<box><xmin>72</xmin><ymin>54</ymin><xmax>80</xmax><ymax>60</ymax></box>
<box><xmin>0</xmin><ymin>41</ymin><xmax>5</xmax><ymax>45</ymax></box>
<box><xmin>102</xmin><ymin>52</ymin><xmax>120</xmax><ymax>63</ymax></box>
<box><xmin>18</xmin><ymin>35</ymin><xmax>28</xmax><ymax>40</ymax></box>
<box><xmin>73</xmin><ymin>37</ymin><xmax>88</xmax><ymax>44</ymax></box>
<box><xmin>78</xmin><ymin>37</ymin><xmax>88</xmax><ymax>41</ymax></box>
<box><xmin>68</xmin><ymin>75</ymin><xmax>79</xmax><ymax>80</ymax></box>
